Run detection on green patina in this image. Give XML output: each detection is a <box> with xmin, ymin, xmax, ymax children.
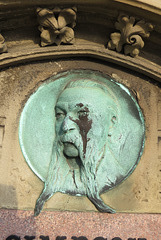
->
<box><xmin>19</xmin><ymin>70</ymin><xmax>145</xmax><ymax>216</ymax></box>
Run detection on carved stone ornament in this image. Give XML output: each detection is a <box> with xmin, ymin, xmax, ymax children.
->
<box><xmin>19</xmin><ymin>70</ymin><xmax>145</xmax><ymax>216</ymax></box>
<box><xmin>0</xmin><ymin>33</ymin><xmax>7</xmax><ymax>54</ymax></box>
<box><xmin>107</xmin><ymin>14</ymin><xmax>154</xmax><ymax>57</ymax></box>
<box><xmin>37</xmin><ymin>7</ymin><xmax>77</xmax><ymax>47</ymax></box>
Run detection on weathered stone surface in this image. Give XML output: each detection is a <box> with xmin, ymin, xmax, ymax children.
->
<box><xmin>0</xmin><ymin>209</ymin><xmax>160</xmax><ymax>239</ymax></box>
<box><xmin>0</xmin><ymin>59</ymin><xmax>160</xmax><ymax>213</ymax></box>
<box><xmin>0</xmin><ymin>0</ymin><xmax>160</xmax><ymax>217</ymax></box>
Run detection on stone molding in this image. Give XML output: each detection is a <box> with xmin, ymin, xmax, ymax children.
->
<box><xmin>0</xmin><ymin>0</ymin><xmax>161</xmax><ymax>16</ymax></box>
<box><xmin>107</xmin><ymin>14</ymin><xmax>154</xmax><ymax>57</ymax></box>
<box><xmin>0</xmin><ymin>45</ymin><xmax>160</xmax><ymax>83</ymax></box>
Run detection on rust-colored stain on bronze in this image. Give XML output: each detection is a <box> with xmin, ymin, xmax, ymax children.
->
<box><xmin>71</xmin><ymin>103</ymin><xmax>92</xmax><ymax>156</ymax></box>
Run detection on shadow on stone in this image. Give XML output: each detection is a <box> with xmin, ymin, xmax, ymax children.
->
<box><xmin>0</xmin><ymin>184</ymin><xmax>37</xmax><ymax>239</ymax></box>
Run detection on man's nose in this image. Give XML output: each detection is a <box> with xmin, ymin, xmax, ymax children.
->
<box><xmin>62</xmin><ymin>115</ymin><xmax>76</xmax><ymax>133</ymax></box>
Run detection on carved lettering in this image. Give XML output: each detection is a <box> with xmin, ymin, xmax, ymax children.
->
<box><xmin>24</xmin><ymin>237</ymin><xmax>35</xmax><ymax>240</ymax></box>
<box><xmin>40</xmin><ymin>236</ymin><xmax>50</xmax><ymax>240</ymax></box>
<box><xmin>5</xmin><ymin>235</ymin><xmax>147</xmax><ymax>240</ymax></box>
<box><xmin>94</xmin><ymin>238</ymin><xmax>107</xmax><ymax>240</ymax></box>
<box><xmin>6</xmin><ymin>236</ymin><xmax>21</xmax><ymax>240</ymax></box>
<box><xmin>112</xmin><ymin>238</ymin><xmax>122</xmax><ymax>240</ymax></box>
<box><xmin>56</xmin><ymin>237</ymin><xmax>67</xmax><ymax>240</ymax></box>
<box><xmin>71</xmin><ymin>237</ymin><xmax>88</xmax><ymax>240</ymax></box>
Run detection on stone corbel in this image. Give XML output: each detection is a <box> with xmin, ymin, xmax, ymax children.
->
<box><xmin>37</xmin><ymin>7</ymin><xmax>77</xmax><ymax>47</ymax></box>
<box><xmin>107</xmin><ymin>14</ymin><xmax>154</xmax><ymax>57</ymax></box>
<box><xmin>0</xmin><ymin>33</ymin><xmax>7</xmax><ymax>54</ymax></box>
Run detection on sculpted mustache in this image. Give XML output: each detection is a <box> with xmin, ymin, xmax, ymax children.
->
<box><xmin>59</xmin><ymin>134</ymin><xmax>81</xmax><ymax>147</ymax></box>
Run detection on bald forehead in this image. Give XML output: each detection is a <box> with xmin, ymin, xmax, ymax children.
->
<box><xmin>57</xmin><ymin>87</ymin><xmax>112</xmax><ymax>107</ymax></box>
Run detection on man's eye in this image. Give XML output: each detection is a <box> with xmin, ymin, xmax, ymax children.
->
<box><xmin>56</xmin><ymin>112</ymin><xmax>65</xmax><ymax>119</ymax></box>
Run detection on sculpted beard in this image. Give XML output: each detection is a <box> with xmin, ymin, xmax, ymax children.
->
<box><xmin>34</xmin><ymin>128</ymin><xmax>114</xmax><ymax>216</ymax></box>
<box><xmin>79</xmin><ymin>134</ymin><xmax>115</xmax><ymax>213</ymax></box>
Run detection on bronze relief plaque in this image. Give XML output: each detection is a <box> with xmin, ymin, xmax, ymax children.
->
<box><xmin>19</xmin><ymin>69</ymin><xmax>145</xmax><ymax>215</ymax></box>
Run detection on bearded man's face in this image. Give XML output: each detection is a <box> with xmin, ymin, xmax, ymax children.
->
<box><xmin>55</xmin><ymin>86</ymin><xmax>114</xmax><ymax>163</ymax></box>
<box><xmin>34</xmin><ymin>84</ymin><xmax>118</xmax><ymax>216</ymax></box>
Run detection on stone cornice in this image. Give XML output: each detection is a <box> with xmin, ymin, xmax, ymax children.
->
<box><xmin>0</xmin><ymin>2</ymin><xmax>161</xmax><ymax>32</ymax></box>
<box><xmin>0</xmin><ymin>44</ymin><xmax>160</xmax><ymax>83</ymax></box>
<box><xmin>0</xmin><ymin>0</ymin><xmax>160</xmax><ymax>85</ymax></box>
<box><xmin>0</xmin><ymin>0</ymin><xmax>161</xmax><ymax>15</ymax></box>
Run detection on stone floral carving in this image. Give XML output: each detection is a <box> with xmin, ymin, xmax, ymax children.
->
<box><xmin>37</xmin><ymin>7</ymin><xmax>77</xmax><ymax>47</ymax></box>
<box><xmin>0</xmin><ymin>33</ymin><xmax>7</xmax><ymax>54</ymax></box>
<box><xmin>107</xmin><ymin>14</ymin><xmax>154</xmax><ymax>57</ymax></box>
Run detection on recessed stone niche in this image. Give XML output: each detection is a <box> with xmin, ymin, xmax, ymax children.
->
<box><xmin>0</xmin><ymin>1</ymin><xmax>161</xmax><ymax>239</ymax></box>
<box><xmin>0</xmin><ymin>58</ymin><xmax>160</xmax><ymax>214</ymax></box>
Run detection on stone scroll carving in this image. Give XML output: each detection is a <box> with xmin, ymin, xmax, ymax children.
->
<box><xmin>19</xmin><ymin>70</ymin><xmax>145</xmax><ymax>216</ymax></box>
<box><xmin>37</xmin><ymin>7</ymin><xmax>77</xmax><ymax>47</ymax></box>
<box><xmin>107</xmin><ymin>14</ymin><xmax>154</xmax><ymax>57</ymax></box>
<box><xmin>0</xmin><ymin>33</ymin><xmax>7</xmax><ymax>54</ymax></box>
